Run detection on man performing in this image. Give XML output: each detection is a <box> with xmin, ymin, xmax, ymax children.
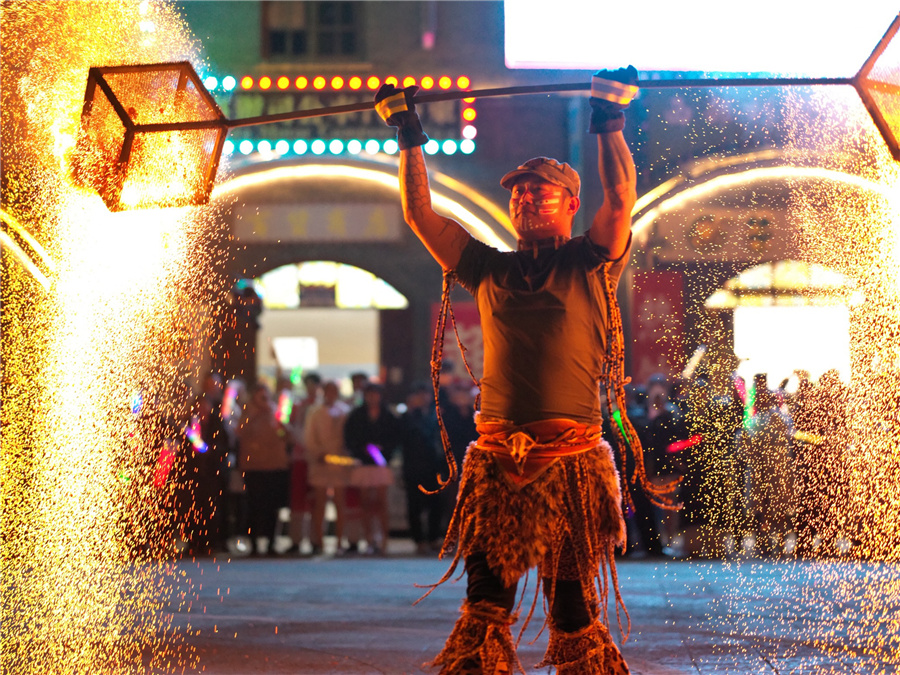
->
<box><xmin>375</xmin><ymin>68</ymin><xmax>671</xmax><ymax>675</ymax></box>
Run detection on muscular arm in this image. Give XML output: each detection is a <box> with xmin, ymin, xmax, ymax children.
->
<box><xmin>589</xmin><ymin>129</ymin><xmax>636</xmax><ymax>260</ymax></box>
<box><xmin>400</xmin><ymin>146</ymin><xmax>471</xmax><ymax>270</ymax></box>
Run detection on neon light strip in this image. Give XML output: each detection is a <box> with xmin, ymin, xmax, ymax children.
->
<box><xmin>212</xmin><ymin>164</ymin><xmax>512</xmax><ymax>251</ymax></box>
<box><xmin>0</xmin><ymin>231</ymin><xmax>51</xmax><ymax>290</ymax></box>
<box><xmin>207</xmin><ymin>74</ymin><xmax>471</xmax><ymax>93</ymax></box>
<box><xmin>633</xmin><ymin>166</ymin><xmax>900</xmax><ymax>236</ymax></box>
<box><xmin>0</xmin><ymin>210</ymin><xmax>54</xmax><ymax>290</ymax></box>
<box><xmin>1</xmin><ymin>209</ymin><xmax>57</xmax><ymax>273</ymax></box>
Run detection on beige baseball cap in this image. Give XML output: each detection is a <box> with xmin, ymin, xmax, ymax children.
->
<box><xmin>500</xmin><ymin>157</ymin><xmax>580</xmax><ymax>197</ymax></box>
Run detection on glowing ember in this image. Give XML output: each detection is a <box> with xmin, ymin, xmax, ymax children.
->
<box><xmin>2</xmin><ymin>2</ymin><xmax>227</xmax><ymax>672</ymax></box>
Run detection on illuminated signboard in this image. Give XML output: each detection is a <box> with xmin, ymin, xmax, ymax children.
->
<box><xmin>504</xmin><ymin>1</ymin><xmax>899</xmax><ymax>76</ymax></box>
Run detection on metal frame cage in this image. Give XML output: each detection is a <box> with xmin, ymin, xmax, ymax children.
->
<box><xmin>71</xmin><ymin>61</ymin><xmax>228</xmax><ymax>211</ymax></box>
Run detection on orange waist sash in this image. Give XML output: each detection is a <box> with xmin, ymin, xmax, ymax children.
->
<box><xmin>474</xmin><ymin>418</ymin><xmax>602</xmax><ymax>487</ymax></box>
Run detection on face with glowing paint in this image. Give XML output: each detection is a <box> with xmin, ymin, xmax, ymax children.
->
<box><xmin>508</xmin><ymin>176</ymin><xmax>580</xmax><ymax>241</ymax></box>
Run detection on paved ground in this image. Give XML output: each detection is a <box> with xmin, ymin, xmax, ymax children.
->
<box><xmin>164</xmin><ymin>541</ymin><xmax>900</xmax><ymax>675</ymax></box>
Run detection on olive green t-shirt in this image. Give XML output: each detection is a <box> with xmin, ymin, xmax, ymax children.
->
<box><xmin>454</xmin><ymin>235</ymin><xmax>630</xmax><ymax>426</ymax></box>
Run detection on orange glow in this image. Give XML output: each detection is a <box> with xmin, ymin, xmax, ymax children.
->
<box><xmin>349</xmin><ymin>76</ymin><xmax>362</xmax><ymax>90</ymax></box>
<box><xmin>421</xmin><ymin>76</ymin><xmax>434</xmax><ymax>89</ymax></box>
<box><xmin>277</xmin><ymin>76</ymin><xmax>289</xmax><ymax>89</ymax></box>
<box><xmin>462</xmin><ymin>107</ymin><xmax>477</xmax><ymax>121</ymax></box>
<box><xmin>457</xmin><ymin>76</ymin><xmax>471</xmax><ymax>89</ymax></box>
<box><xmin>385</xmin><ymin>76</ymin><xmax>398</xmax><ymax>86</ymax></box>
<box><xmin>259</xmin><ymin>76</ymin><xmax>272</xmax><ymax>90</ymax></box>
<box><xmin>367</xmin><ymin>76</ymin><xmax>380</xmax><ymax>89</ymax></box>
<box><xmin>240</xmin><ymin>76</ymin><xmax>254</xmax><ymax>90</ymax></box>
<box><xmin>331</xmin><ymin>76</ymin><xmax>344</xmax><ymax>89</ymax></box>
<box><xmin>313</xmin><ymin>76</ymin><xmax>326</xmax><ymax>89</ymax></box>
<box><xmin>439</xmin><ymin>76</ymin><xmax>452</xmax><ymax>89</ymax></box>
<box><xmin>402</xmin><ymin>76</ymin><xmax>416</xmax><ymax>88</ymax></box>
<box><xmin>463</xmin><ymin>97</ymin><xmax>476</xmax><ymax>103</ymax></box>
<box><xmin>295</xmin><ymin>76</ymin><xmax>308</xmax><ymax>89</ymax></box>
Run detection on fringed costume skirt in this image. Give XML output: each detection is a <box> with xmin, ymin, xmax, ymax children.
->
<box><xmin>438</xmin><ymin>417</ymin><xmax>628</xmax><ymax>628</ymax></box>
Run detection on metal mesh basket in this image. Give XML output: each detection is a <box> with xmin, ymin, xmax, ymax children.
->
<box><xmin>856</xmin><ymin>16</ymin><xmax>900</xmax><ymax>161</ymax></box>
<box><xmin>71</xmin><ymin>62</ymin><xmax>227</xmax><ymax>211</ymax></box>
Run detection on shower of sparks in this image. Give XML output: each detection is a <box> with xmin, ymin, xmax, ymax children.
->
<box><xmin>2</xmin><ymin>2</ymin><xmax>231</xmax><ymax>673</ymax></box>
<box><xmin>653</xmin><ymin>82</ymin><xmax>900</xmax><ymax>671</ymax></box>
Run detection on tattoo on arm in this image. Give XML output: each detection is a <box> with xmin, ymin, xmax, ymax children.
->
<box><xmin>399</xmin><ymin>148</ymin><xmax>470</xmax><ymax>268</ymax></box>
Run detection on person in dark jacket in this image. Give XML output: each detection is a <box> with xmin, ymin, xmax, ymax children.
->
<box><xmin>344</xmin><ymin>382</ymin><xmax>402</xmax><ymax>555</ymax></box>
<box><xmin>399</xmin><ymin>381</ymin><xmax>445</xmax><ymax>554</ymax></box>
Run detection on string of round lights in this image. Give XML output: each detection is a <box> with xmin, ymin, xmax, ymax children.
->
<box><xmin>205</xmin><ymin>72</ymin><xmax>477</xmax><ymax>159</ymax></box>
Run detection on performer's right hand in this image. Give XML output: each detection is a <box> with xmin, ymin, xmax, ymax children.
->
<box><xmin>374</xmin><ymin>83</ymin><xmax>429</xmax><ymax>149</ymax></box>
<box><xmin>588</xmin><ymin>66</ymin><xmax>639</xmax><ymax>134</ymax></box>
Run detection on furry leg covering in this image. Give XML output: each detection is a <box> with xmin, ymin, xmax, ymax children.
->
<box><xmin>537</xmin><ymin>620</ymin><xmax>630</xmax><ymax>675</ymax></box>
<box><xmin>430</xmin><ymin>600</ymin><xmax>523</xmax><ymax>675</ymax></box>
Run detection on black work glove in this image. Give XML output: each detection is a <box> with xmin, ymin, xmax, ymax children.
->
<box><xmin>589</xmin><ymin>66</ymin><xmax>639</xmax><ymax>133</ymax></box>
<box><xmin>374</xmin><ymin>83</ymin><xmax>429</xmax><ymax>150</ymax></box>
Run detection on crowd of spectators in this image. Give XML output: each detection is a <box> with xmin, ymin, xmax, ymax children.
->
<box><xmin>619</xmin><ymin>367</ymin><xmax>852</xmax><ymax>560</ymax></box>
<box><xmin>152</xmin><ymin>359</ymin><xmax>855</xmax><ymax>561</ymax></box>
<box><xmin>158</xmin><ymin>368</ymin><xmax>479</xmax><ymax>558</ymax></box>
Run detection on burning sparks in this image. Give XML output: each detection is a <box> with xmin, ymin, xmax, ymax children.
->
<box><xmin>2</xmin><ymin>2</ymin><xmax>227</xmax><ymax>672</ymax></box>
<box><xmin>649</xmin><ymin>77</ymin><xmax>900</xmax><ymax>671</ymax></box>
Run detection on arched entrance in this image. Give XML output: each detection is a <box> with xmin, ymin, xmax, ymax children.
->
<box><xmin>253</xmin><ymin>260</ymin><xmax>408</xmax><ymax>394</ymax></box>
<box><xmin>705</xmin><ymin>259</ymin><xmax>861</xmax><ymax>389</ymax></box>
<box><xmin>628</xmin><ymin>151</ymin><xmax>897</xmax><ymax>392</ymax></box>
<box><xmin>208</xmin><ymin>156</ymin><xmax>512</xmax><ymax>397</ymax></box>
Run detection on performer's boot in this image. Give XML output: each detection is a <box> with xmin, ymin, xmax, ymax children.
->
<box><xmin>430</xmin><ymin>599</ymin><xmax>520</xmax><ymax>675</ymax></box>
<box><xmin>537</xmin><ymin>619</ymin><xmax>630</xmax><ymax>675</ymax></box>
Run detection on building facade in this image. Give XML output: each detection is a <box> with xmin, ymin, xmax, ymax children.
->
<box><xmin>179</xmin><ymin>0</ymin><xmax>882</xmax><ymax>397</ymax></box>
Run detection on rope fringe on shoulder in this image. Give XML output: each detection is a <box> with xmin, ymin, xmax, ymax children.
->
<box><xmin>598</xmin><ymin>264</ymin><xmax>682</xmax><ymax>513</ymax></box>
<box><xmin>422</xmin><ymin>269</ymin><xmax>480</xmax><ymax>495</ymax></box>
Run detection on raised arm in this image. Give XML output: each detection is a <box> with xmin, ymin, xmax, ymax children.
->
<box><xmin>376</xmin><ymin>85</ymin><xmax>471</xmax><ymax>270</ymax></box>
<box><xmin>587</xmin><ymin>68</ymin><xmax>639</xmax><ymax>260</ymax></box>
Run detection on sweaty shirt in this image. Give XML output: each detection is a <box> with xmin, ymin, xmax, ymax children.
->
<box><xmin>454</xmin><ymin>234</ymin><xmax>630</xmax><ymax>426</ymax></box>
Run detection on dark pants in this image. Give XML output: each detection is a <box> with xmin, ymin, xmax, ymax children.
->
<box><xmin>465</xmin><ymin>553</ymin><xmax>592</xmax><ymax>632</ymax></box>
<box><xmin>243</xmin><ymin>470</ymin><xmax>290</xmax><ymax>547</ymax></box>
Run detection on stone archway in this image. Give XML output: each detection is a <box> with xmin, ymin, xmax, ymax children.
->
<box><xmin>207</xmin><ymin>156</ymin><xmax>512</xmax><ymax>395</ymax></box>
<box><xmin>628</xmin><ymin>151</ymin><xmax>897</xmax><ymax>389</ymax></box>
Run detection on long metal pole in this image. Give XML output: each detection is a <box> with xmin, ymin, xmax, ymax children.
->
<box><xmin>132</xmin><ymin>76</ymin><xmax>855</xmax><ymax>134</ymax></box>
<box><xmin>221</xmin><ymin>76</ymin><xmax>853</xmax><ymax>130</ymax></box>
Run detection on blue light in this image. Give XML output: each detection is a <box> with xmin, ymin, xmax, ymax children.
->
<box><xmin>258</xmin><ymin>140</ymin><xmax>272</xmax><ymax>153</ymax></box>
<box><xmin>424</xmin><ymin>139</ymin><xmax>439</xmax><ymax>155</ymax></box>
<box><xmin>293</xmin><ymin>139</ymin><xmax>308</xmax><ymax>154</ymax></box>
<box><xmin>203</xmin><ymin>76</ymin><xmax>218</xmax><ymax>91</ymax></box>
<box><xmin>383</xmin><ymin>139</ymin><xmax>399</xmax><ymax>154</ymax></box>
<box><xmin>223</xmin><ymin>140</ymin><xmax>234</xmax><ymax>154</ymax></box>
<box><xmin>275</xmin><ymin>140</ymin><xmax>290</xmax><ymax>155</ymax></box>
<box><xmin>329</xmin><ymin>139</ymin><xmax>344</xmax><ymax>154</ymax></box>
<box><xmin>347</xmin><ymin>139</ymin><xmax>362</xmax><ymax>154</ymax></box>
<box><xmin>311</xmin><ymin>139</ymin><xmax>326</xmax><ymax>155</ymax></box>
<box><xmin>239</xmin><ymin>140</ymin><xmax>254</xmax><ymax>155</ymax></box>
<box><xmin>442</xmin><ymin>140</ymin><xmax>458</xmax><ymax>155</ymax></box>
<box><xmin>460</xmin><ymin>139</ymin><xmax>476</xmax><ymax>154</ymax></box>
<box><xmin>364</xmin><ymin>139</ymin><xmax>381</xmax><ymax>155</ymax></box>
<box><xmin>222</xmin><ymin>75</ymin><xmax>237</xmax><ymax>92</ymax></box>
